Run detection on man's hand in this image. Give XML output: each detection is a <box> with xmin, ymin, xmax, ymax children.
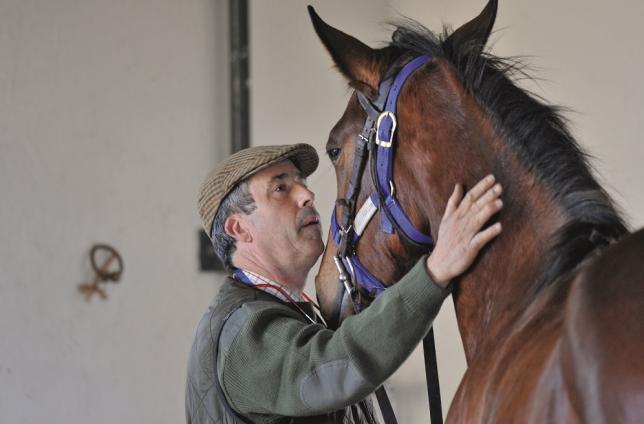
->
<box><xmin>426</xmin><ymin>175</ymin><xmax>503</xmax><ymax>288</ymax></box>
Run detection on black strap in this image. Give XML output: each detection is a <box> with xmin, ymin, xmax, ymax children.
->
<box><xmin>373</xmin><ymin>332</ymin><xmax>443</xmax><ymax>424</ymax></box>
<box><xmin>337</xmin><ymin>120</ymin><xmax>374</xmax><ymax>260</ymax></box>
<box><xmin>375</xmin><ymin>386</ymin><xmax>398</xmax><ymax>424</ymax></box>
<box><xmin>357</xmin><ymin>91</ymin><xmax>382</xmax><ymax>119</ymax></box>
<box><xmin>350</xmin><ymin>403</ymin><xmax>362</xmax><ymax>423</ymax></box>
<box><xmin>423</xmin><ymin>329</ymin><xmax>443</xmax><ymax>424</ymax></box>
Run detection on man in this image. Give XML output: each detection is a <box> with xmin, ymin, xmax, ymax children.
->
<box><xmin>186</xmin><ymin>143</ymin><xmax>503</xmax><ymax>423</ymax></box>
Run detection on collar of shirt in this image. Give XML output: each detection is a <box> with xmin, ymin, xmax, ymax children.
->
<box><xmin>236</xmin><ymin>269</ymin><xmax>307</xmax><ymax>303</ymax></box>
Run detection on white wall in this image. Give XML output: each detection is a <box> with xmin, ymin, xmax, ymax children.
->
<box><xmin>0</xmin><ymin>0</ymin><xmax>227</xmax><ymax>422</ymax></box>
<box><xmin>1</xmin><ymin>0</ymin><xmax>642</xmax><ymax>423</ymax></box>
<box><xmin>250</xmin><ymin>0</ymin><xmax>644</xmax><ymax>422</ymax></box>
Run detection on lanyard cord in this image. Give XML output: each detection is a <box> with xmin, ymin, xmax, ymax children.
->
<box><xmin>233</xmin><ymin>271</ymin><xmax>324</xmax><ymax>326</ymax></box>
<box><xmin>252</xmin><ymin>283</ymin><xmax>320</xmax><ymax>325</ymax></box>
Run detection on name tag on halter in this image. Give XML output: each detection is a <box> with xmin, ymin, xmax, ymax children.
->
<box><xmin>354</xmin><ymin>195</ymin><xmax>378</xmax><ymax>236</ymax></box>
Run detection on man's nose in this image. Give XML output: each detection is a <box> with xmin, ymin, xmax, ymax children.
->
<box><xmin>296</xmin><ymin>183</ymin><xmax>315</xmax><ymax>208</ymax></box>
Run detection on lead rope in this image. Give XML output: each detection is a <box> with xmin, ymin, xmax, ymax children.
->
<box><xmin>374</xmin><ymin>387</ymin><xmax>398</xmax><ymax>424</ymax></box>
<box><xmin>424</xmin><ymin>330</ymin><xmax>443</xmax><ymax>424</ymax></box>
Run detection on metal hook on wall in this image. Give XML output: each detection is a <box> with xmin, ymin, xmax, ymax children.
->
<box><xmin>78</xmin><ymin>244</ymin><xmax>124</xmax><ymax>301</ymax></box>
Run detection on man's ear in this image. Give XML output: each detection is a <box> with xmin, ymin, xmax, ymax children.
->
<box><xmin>224</xmin><ymin>214</ymin><xmax>252</xmax><ymax>243</ymax></box>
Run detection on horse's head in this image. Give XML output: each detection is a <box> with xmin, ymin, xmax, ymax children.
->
<box><xmin>310</xmin><ymin>1</ymin><xmax>501</xmax><ymax>327</ymax></box>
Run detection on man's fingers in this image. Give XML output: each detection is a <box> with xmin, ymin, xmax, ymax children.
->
<box><xmin>445</xmin><ymin>184</ymin><xmax>462</xmax><ymax>216</ymax></box>
<box><xmin>473</xmin><ymin>183</ymin><xmax>502</xmax><ymax>212</ymax></box>
<box><xmin>469</xmin><ymin>222</ymin><xmax>502</xmax><ymax>251</ymax></box>
<box><xmin>458</xmin><ymin>174</ymin><xmax>496</xmax><ymax>215</ymax></box>
<box><xmin>473</xmin><ymin>199</ymin><xmax>503</xmax><ymax>230</ymax></box>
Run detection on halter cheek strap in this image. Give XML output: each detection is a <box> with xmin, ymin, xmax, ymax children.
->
<box><xmin>374</xmin><ymin>55</ymin><xmax>435</xmax><ymax>245</ymax></box>
<box><xmin>330</xmin><ymin>54</ymin><xmax>434</xmax><ymax>309</ymax></box>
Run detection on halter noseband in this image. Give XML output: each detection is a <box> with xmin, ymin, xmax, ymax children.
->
<box><xmin>330</xmin><ymin>54</ymin><xmax>435</xmax><ymax>314</ymax></box>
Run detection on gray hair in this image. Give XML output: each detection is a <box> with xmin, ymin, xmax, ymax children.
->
<box><xmin>211</xmin><ymin>180</ymin><xmax>256</xmax><ymax>270</ymax></box>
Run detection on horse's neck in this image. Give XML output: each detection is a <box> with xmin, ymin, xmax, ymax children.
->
<box><xmin>451</xmin><ymin>172</ymin><xmax>566</xmax><ymax>363</ymax></box>
<box><xmin>405</xmin><ymin>62</ymin><xmax>569</xmax><ymax>362</ymax></box>
<box><xmin>397</xmin><ymin>60</ymin><xmax>573</xmax><ymax>362</ymax></box>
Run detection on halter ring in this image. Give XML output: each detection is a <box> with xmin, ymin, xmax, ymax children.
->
<box><xmin>375</xmin><ymin>111</ymin><xmax>397</xmax><ymax>148</ymax></box>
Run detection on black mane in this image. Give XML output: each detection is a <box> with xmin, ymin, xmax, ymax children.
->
<box><xmin>390</xmin><ymin>22</ymin><xmax>628</xmax><ymax>290</ymax></box>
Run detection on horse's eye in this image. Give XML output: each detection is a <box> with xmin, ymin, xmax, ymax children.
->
<box><xmin>327</xmin><ymin>148</ymin><xmax>341</xmax><ymax>162</ymax></box>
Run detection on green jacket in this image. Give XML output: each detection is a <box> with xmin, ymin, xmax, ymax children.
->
<box><xmin>185</xmin><ymin>257</ymin><xmax>450</xmax><ymax>423</ymax></box>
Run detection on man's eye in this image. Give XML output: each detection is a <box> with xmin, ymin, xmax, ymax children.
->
<box><xmin>275</xmin><ymin>184</ymin><xmax>287</xmax><ymax>192</ymax></box>
<box><xmin>327</xmin><ymin>148</ymin><xmax>341</xmax><ymax>161</ymax></box>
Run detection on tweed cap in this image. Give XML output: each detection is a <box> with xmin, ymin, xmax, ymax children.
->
<box><xmin>198</xmin><ymin>143</ymin><xmax>319</xmax><ymax>236</ymax></box>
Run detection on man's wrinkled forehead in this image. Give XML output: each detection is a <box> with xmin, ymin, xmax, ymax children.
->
<box><xmin>248</xmin><ymin>159</ymin><xmax>305</xmax><ymax>187</ymax></box>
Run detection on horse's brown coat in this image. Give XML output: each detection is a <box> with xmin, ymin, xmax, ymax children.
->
<box><xmin>310</xmin><ymin>1</ymin><xmax>644</xmax><ymax>422</ymax></box>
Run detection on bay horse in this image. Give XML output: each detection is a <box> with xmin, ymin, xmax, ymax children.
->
<box><xmin>310</xmin><ymin>0</ymin><xmax>644</xmax><ymax>422</ymax></box>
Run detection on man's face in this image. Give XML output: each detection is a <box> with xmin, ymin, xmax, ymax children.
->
<box><xmin>243</xmin><ymin>160</ymin><xmax>324</xmax><ymax>270</ymax></box>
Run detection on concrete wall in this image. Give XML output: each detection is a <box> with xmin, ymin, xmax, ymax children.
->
<box><xmin>250</xmin><ymin>0</ymin><xmax>644</xmax><ymax>421</ymax></box>
<box><xmin>0</xmin><ymin>0</ymin><xmax>227</xmax><ymax>422</ymax></box>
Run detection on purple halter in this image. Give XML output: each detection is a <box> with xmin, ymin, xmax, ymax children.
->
<box><xmin>330</xmin><ymin>54</ymin><xmax>434</xmax><ymax>311</ymax></box>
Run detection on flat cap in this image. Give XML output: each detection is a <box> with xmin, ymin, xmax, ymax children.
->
<box><xmin>198</xmin><ymin>143</ymin><xmax>319</xmax><ymax>237</ymax></box>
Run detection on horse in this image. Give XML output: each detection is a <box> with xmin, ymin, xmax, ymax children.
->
<box><xmin>309</xmin><ymin>0</ymin><xmax>644</xmax><ymax>422</ymax></box>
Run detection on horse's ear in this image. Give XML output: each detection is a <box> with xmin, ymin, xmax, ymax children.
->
<box><xmin>308</xmin><ymin>6</ymin><xmax>381</xmax><ymax>98</ymax></box>
<box><xmin>444</xmin><ymin>0</ymin><xmax>498</xmax><ymax>56</ymax></box>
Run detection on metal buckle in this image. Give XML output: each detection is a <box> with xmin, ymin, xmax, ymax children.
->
<box><xmin>333</xmin><ymin>256</ymin><xmax>354</xmax><ymax>295</ymax></box>
<box><xmin>358</xmin><ymin>128</ymin><xmax>376</xmax><ymax>146</ymax></box>
<box><xmin>339</xmin><ymin>225</ymin><xmax>352</xmax><ymax>236</ymax></box>
<box><xmin>375</xmin><ymin>111</ymin><xmax>397</xmax><ymax>148</ymax></box>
